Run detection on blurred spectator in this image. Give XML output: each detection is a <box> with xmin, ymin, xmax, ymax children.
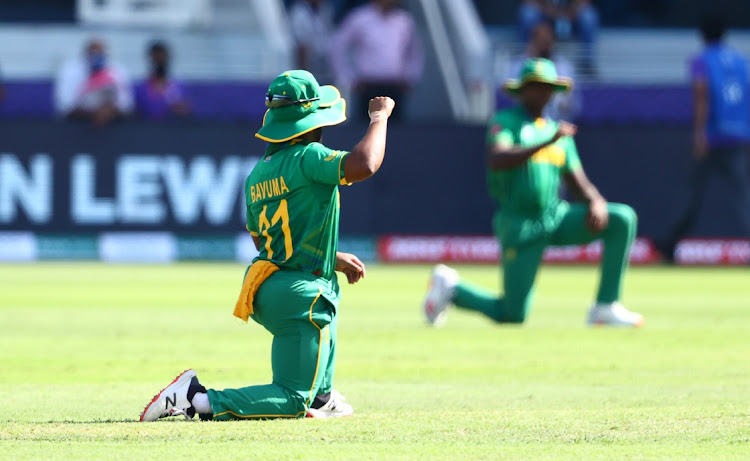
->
<box><xmin>329</xmin><ymin>0</ymin><xmax>423</xmax><ymax>121</ymax></box>
<box><xmin>134</xmin><ymin>41</ymin><xmax>191</xmax><ymax>120</ymax></box>
<box><xmin>330</xmin><ymin>0</ymin><xmax>367</xmax><ymax>23</ymax></box>
<box><xmin>509</xmin><ymin>22</ymin><xmax>580</xmax><ymax>121</ymax></box>
<box><xmin>518</xmin><ymin>0</ymin><xmax>599</xmax><ymax>76</ymax></box>
<box><xmin>289</xmin><ymin>0</ymin><xmax>335</xmax><ymax>83</ymax></box>
<box><xmin>657</xmin><ymin>15</ymin><xmax>750</xmax><ymax>261</ymax></box>
<box><xmin>54</xmin><ymin>38</ymin><xmax>133</xmax><ymax>126</ymax></box>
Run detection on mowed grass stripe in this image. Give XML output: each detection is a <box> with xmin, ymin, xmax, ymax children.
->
<box><xmin>0</xmin><ymin>263</ymin><xmax>748</xmax><ymax>459</ymax></box>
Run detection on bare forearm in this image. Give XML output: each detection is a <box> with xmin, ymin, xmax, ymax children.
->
<box><xmin>694</xmin><ymin>96</ymin><xmax>707</xmax><ymax>136</ymax></box>
<box><xmin>565</xmin><ymin>170</ymin><xmax>605</xmax><ymax>203</ymax></box>
<box><xmin>693</xmin><ymin>82</ymin><xmax>708</xmax><ymax>135</ymax></box>
<box><xmin>575</xmin><ymin>180</ymin><xmax>604</xmax><ymax>203</ymax></box>
<box><xmin>345</xmin><ymin>118</ymin><xmax>388</xmax><ymax>182</ymax></box>
<box><xmin>487</xmin><ymin>138</ymin><xmax>555</xmax><ymax>170</ymax></box>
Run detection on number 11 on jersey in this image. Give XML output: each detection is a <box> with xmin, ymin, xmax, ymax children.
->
<box><xmin>258</xmin><ymin>199</ymin><xmax>293</xmax><ymax>261</ymax></box>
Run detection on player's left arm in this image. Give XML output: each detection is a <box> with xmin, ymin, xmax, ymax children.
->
<box><xmin>564</xmin><ymin>169</ymin><xmax>608</xmax><ymax>233</ymax></box>
<box><xmin>561</xmin><ymin>137</ymin><xmax>609</xmax><ymax>233</ymax></box>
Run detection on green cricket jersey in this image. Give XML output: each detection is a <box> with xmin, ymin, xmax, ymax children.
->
<box><xmin>245</xmin><ymin>140</ymin><xmax>349</xmax><ymax>283</ymax></box>
<box><xmin>486</xmin><ymin>105</ymin><xmax>582</xmax><ymax>217</ymax></box>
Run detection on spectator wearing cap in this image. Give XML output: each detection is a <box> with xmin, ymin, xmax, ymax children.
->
<box><xmin>135</xmin><ymin>41</ymin><xmax>191</xmax><ymax>120</ymax></box>
<box><xmin>329</xmin><ymin>0</ymin><xmax>423</xmax><ymax>121</ymax></box>
<box><xmin>54</xmin><ymin>38</ymin><xmax>133</xmax><ymax>126</ymax></box>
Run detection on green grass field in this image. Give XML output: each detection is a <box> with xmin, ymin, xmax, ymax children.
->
<box><xmin>1</xmin><ymin>263</ymin><xmax>749</xmax><ymax>460</ymax></box>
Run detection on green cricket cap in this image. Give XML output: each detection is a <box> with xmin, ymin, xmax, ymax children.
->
<box><xmin>503</xmin><ymin>58</ymin><xmax>573</xmax><ymax>95</ymax></box>
<box><xmin>256</xmin><ymin>70</ymin><xmax>346</xmax><ymax>143</ymax></box>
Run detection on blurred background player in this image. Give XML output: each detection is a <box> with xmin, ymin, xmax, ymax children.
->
<box><xmin>422</xmin><ymin>58</ymin><xmax>643</xmax><ymax>328</ymax></box>
<box><xmin>509</xmin><ymin>21</ymin><xmax>580</xmax><ymax>121</ymax></box>
<box><xmin>518</xmin><ymin>0</ymin><xmax>599</xmax><ymax>76</ymax></box>
<box><xmin>134</xmin><ymin>41</ymin><xmax>191</xmax><ymax>120</ymax></box>
<box><xmin>329</xmin><ymin>0</ymin><xmax>423</xmax><ymax>121</ymax></box>
<box><xmin>54</xmin><ymin>38</ymin><xmax>133</xmax><ymax>126</ymax></box>
<box><xmin>140</xmin><ymin>70</ymin><xmax>396</xmax><ymax>422</ymax></box>
<box><xmin>657</xmin><ymin>14</ymin><xmax>750</xmax><ymax>262</ymax></box>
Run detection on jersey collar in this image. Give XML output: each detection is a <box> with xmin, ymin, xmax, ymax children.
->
<box><xmin>265</xmin><ymin>138</ymin><xmax>311</xmax><ymax>155</ymax></box>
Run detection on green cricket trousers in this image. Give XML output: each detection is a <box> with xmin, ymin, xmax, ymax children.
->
<box><xmin>453</xmin><ymin>202</ymin><xmax>637</xmax><ymax>323</ymax></box>
<box><xmin>207</xmin><ymin>271</ymin><xmax>338</xmax><ymax>419</ymax></box>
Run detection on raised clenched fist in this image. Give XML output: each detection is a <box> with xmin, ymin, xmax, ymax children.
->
<box><xmin>368</xmin><ymin>97</ymin><xmax>396</xmax><ymax>121</ymax></box>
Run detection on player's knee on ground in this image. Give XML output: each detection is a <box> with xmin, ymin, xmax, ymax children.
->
<box><xmin>292</xmin><ymin>390</ymin><xmax>313</xmax><ymax>416</ymax></box>
<box><xmin>493</xmin><ymin>298</ymin><xmax>530</xmax><ymax>324</ymax></box>
<box><xmin>607</xmin><ymin>203</ymin><xmax>637</xmax><ymax>232</ymax></box>
<box><xmin>502</xmin><ymin>310</ymin><xmax>528</xmax><ymax>324</ymax></box>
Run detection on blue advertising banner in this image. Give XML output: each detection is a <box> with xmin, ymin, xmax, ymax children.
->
<box><xmin>0</xmin><ymin>120</ymin><xmax>745</xmax><ymax>241</ymax></box>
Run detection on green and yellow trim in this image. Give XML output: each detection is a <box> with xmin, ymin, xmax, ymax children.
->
<box><xmin>255</xmin><ymin>99</ymin><xmax>348</xmax><ymax>144</ymax></box>
<box><xmin>338</xmin><ymin>151</ymin><xmax>350</xmax><ymax>186</ymax></box>
<box><xmin>212</xmin><ymin>409</ymin><xmax>305</xmax><ymax>419</ymax></box>
<box><xmin>503</xmin><ymin>76</ymin><xmax>573</xmax><ymax>95</ymax></box>
<box><xmin>318</xmin><ymin>86</ymin><xmax>341</xmax><ymax>108</ymax></box>
<box><xmin>211</xmin><ymin>290</ymin><xmax>325</xmax><ymax>421</ymax></box>
<box><xmin>304</xmin><ymin>289</ymin><xmax>324</xmax><ymax>410</ymax></box>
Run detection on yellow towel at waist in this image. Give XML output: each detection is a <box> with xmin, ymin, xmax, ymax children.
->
<box><xmin>233</xmin><ymin>260</ymin><xmax>280</xmax><ymax>322</ymax></box>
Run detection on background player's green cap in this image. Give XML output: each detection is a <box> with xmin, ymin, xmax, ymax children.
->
<box><xmin>503</xmin><ymin>58</ymin><xmax>573</xmax><ymax>95</ymax></box>
<box><xmin>255</xmin><ymin>70</ymin><xmax>346</xmax><ymax>143</ymax></box>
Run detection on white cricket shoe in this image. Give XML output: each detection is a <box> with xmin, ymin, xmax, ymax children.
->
<box><xmin>140</xmin><ymin>369</ymin><xmax>197</xmax><ymax>422</ymax></box>
<box><xmin>306</xmin><ymin>390</ymin><xmax>353</xmax><ymax>418</ymax></box>
<box><xmin>422</xmin><ymin>264</ymin><xmax>459</xmax><ymax>327</ymax></box>
<box><xmin>587</xmin><ymin>302</ymin><xmax>644</xmax><ymax>327</ymax></box>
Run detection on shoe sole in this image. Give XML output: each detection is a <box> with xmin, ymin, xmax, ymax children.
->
<box><xmin>589</xmin><ymin>318</ymin><xmax>645</xmax><ymax>328</ymax></box>
<box><xmin>139</xmin><ymin>369</ymin><xmax>196</xmax><ymax>422</ymax></box>
<box><xmin>305</xmin><ymin>409</ymin><xmax>354</xmax><ymax>418</ymax></box>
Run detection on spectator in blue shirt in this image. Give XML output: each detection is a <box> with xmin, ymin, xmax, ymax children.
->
<box><xmin>657</xmin><ymin>15</ymin><xmax>750</xmax><ymax>261</ymax></box>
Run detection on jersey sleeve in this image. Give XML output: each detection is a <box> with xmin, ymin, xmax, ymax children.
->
<box><xmin>562</xmin><ymin>136</ymin><xmax>582</xmax><ymax>173</ymax></box>
<box><xmin>486</xmin><ymin>115</ymin><xmax>515</xmax><ymax>147</ymax></box>
<box><xmin>300</xmin><ymin>143</ymin><xmax>351</xmax><ymax>186</ymax></box>
<box><xmin>246</xmin><ymin>209</ymin><xmax>258</xmax><ymax>236</ymax></box>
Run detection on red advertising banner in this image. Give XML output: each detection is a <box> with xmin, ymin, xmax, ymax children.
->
<box><xmin>377</xmin><ymin>236</ymin><xmax>750</xmax><ymax>265</ymax></box>
<box><xmin>674</xmin><ymin>239</ymin><xmax>750</xmax><ymax>265</ymax></box>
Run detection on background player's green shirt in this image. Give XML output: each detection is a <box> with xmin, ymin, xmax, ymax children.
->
<box><xmin>245</xmin><ymin>140</ymin><xmax>349</xmax><ymax>288</ymax></box>
<box><xmin>486</xmin><ymin>105</ymin><xmax>582</xmax><ymax>218</ymax></box>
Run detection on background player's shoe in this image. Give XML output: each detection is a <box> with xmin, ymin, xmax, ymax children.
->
<box><xmin>140</xmin><ymin>369</ymin><xmax>198</xmax><ymax>422</ymax></box>
<box><xmin>306</xmin><ymin>390</ymin><xmax>353</xmax><ymax>418</ymax></box>
<box><xmin>587</xmin><ymin>302</ymin><xmax>644</xmax><ymax>327</ymax></box>
<box><xmin>423</xmin><ymin>264</ymin><xmax>459</xmax><ymax>327</ymax></box>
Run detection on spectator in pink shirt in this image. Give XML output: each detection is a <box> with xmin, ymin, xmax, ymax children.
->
<box><xmin>54</xmin><ymin>38</ymin><xmax>133</xmax><ymax>127</ymax></box>
<box><xmin>135</xmin><ymin>41</ymin><xmax>191</xmax><ymax>120</ymax></box>
<box><xmin>329</xmin><ymin>0</ymin><xmax>423</xmax><ymax>121</ymax></box>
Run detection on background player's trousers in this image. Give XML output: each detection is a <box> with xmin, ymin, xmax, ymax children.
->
<box><xmin>207</xmin><ymin>271</ymin><xmax>338</xmax><ymax>420</ymax></box>
<box><xmin>452</xmin><ymin>203</ymin><xmax>637</xmax><ymax>323</ymax></box>
<box><xmin>661</xmin><ymin>146</ymin><xmax>750</xmax><ymax>254</ymax></box>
